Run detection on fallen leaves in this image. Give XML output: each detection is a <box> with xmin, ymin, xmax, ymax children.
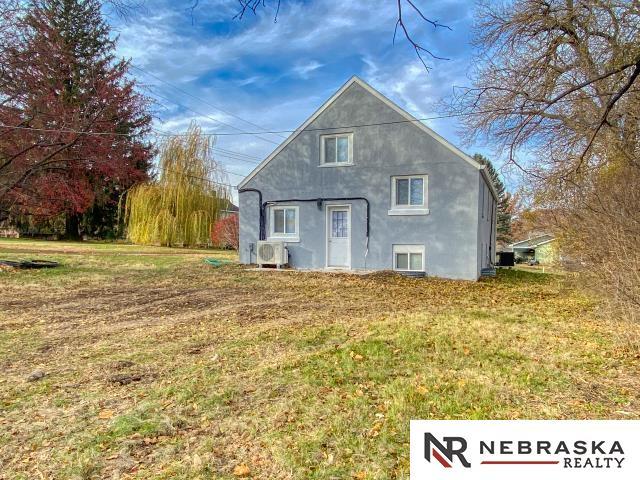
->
<box><xmin>350</xmin><ymin>351</ymin><xmax>364</xmax><ymax>361</ymax></box>
<box><xmin>233</xmin><ymin>464</ymin><xmax>251</xmax><ymax>477</ymax></box>
<box><xmin>368</xmin><ymin>422</ymin><xmax>383</xmax><ymax>437</ymax></box>
<box><xmin>1</xmin><ymin>242</ymin><xmax>637</xmax><ymax>480</ymax></box>
<box><xmin>109</xmin><ymin>373</ymin><xmax>143</xmax><ymax>385</ymax></box>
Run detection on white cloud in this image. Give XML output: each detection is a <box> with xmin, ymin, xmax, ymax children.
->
<box><xmin>292</xmin><ymin>60</ymin><xmax>323</xmax><ymax>78</ymax></box>
<box><xmin>363</xmin><ymin>59</ymin><xmax>438</xmax><ymax>122</ymax></box>
<box><xmin>110</xmin><ymin>0</ymin><xmax>489</xmax><ymax>192</ymax></box>
<box><xmin>114</xmin><ymin>0</ymin><xmax>398</xmax><ymax>81</ymax></box>
<box><xmin>237</xmin><ymin>75</ymin><xmax>263</xmax><ymax>86</ymax></box>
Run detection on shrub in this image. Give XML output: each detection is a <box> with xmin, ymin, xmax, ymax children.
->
<box><xmin>210</xmin><ymin>214</ymin><xmax>238</xmax><ymax>250</ymax></box>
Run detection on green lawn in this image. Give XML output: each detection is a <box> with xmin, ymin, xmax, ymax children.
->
<box><xmin>0</xmin><ymin>239</ymin><xmax>638</xmax><ymax>479</ymax></box>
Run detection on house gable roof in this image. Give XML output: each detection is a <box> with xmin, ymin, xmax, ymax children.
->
<box><xmin>238</xmin><ymin>76</ymin><xmax>498</xmax><ymax>199</ymax></box>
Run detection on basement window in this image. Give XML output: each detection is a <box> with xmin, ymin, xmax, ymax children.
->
<box><xmin>393</xmin><ymin>245</ymin><xmax>425</xmax><ymax>272</ymax></box>
<box><xmin>320</xmin><ymin>133</ymin><xmax>353</xmax><ymax>166</ymax></box>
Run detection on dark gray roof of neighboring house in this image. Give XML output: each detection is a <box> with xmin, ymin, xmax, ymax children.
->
<box><xmin>509</xmin><ymin>234</ymin><xmax>555</xmax><ymax>249</ymax></box>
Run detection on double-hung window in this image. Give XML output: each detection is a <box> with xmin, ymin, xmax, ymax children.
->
<box><xmin>269</xmin><ymin>206</ymin><xmax>299</xmax><ymax>242</ymax></box>
<box><xmin>320</xmin><ymin>133</ymin><xmax>353</xmax><ymax>165</ymax></box>
<box><xmin>389</xmin><ymin>175</ymin><xmax>429</xmax><ymax>215</ymax></box>
<box><xmin>393</xmin><ymin>245</ymin><xmax>425</xmax><ymax>272</ymax></box>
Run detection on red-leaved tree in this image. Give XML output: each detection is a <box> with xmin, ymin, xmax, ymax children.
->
<box><xmin>0</xmin><ymin>0</ymin><xmax>153</xmax><ymax>238</ymax></box>
<box><xmin>210</xmin><ymin>214</ymin><xmax>239</xmax><ymax>250</ymax></box>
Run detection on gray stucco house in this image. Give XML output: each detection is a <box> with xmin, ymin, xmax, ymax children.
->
<box><xmin>238</xmin><ymin>76</ymin><xmax>497</xmax><ymax>280</ymax></box>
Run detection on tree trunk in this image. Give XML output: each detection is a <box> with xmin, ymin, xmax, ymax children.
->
<box><xmin>64</xmin><ymin>213</ymin><xmax>81</xmax><ymax>240</ymax></box>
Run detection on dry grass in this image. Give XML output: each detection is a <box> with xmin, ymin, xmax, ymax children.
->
<box><xmin>1</xmin><ymin>239</ymin><xmax>639</xmax><ymax>479</ymax></box>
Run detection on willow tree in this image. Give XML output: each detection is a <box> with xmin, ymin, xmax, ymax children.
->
<box><xmin>125</xmin><ymin>125</ymin><xmax>229</xmax><ymax>247</ymax></box>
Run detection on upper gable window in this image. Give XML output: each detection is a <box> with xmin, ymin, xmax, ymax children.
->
<box><xmin>320</xmin><ymin>133</ymin><xmax>353</xmax><ymax>166</ymax></box>
<box><xmin>389</xmin><ymin>175</ymin><xmax>429</xmax><ymax>216</ymax></box>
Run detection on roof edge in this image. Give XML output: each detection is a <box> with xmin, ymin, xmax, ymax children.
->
<box><xmin>509</xmin><ymin>234</ymin><xmax>556</xmax><ymax>248</ymax></box>
<box><xmin>239</xmin><ymin>75</ymin><xmax>499</xmax><ymax>199</ymax></box>
<box><xmin>238</xmin><ymin>76</ymin><xmax>360</xmax><ymax>189</ymax></box>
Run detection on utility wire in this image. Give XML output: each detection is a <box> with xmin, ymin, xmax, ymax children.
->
<box><xmin>149</xmin><ymin>128</ymin><xmax>261</xmax><ymax>164</ymax></box>
<box><xmin>6</xmin><ymin>86</ymin><xmax>638</xmax><ymax>139</ymax></box>
<box><xmin>212</xmin><ymin>146</ymin><xmax>261</xmax><ymax>161</ymax></box>
<box><xmin>155</xmin><ymin>166</ymin><xmax>238</xmax><ymax>189</ymax></box>
<box><xmin>220</xmin><ymin>168</ymin><xmax>246</xmax><ymax>177</ymax></box>
<box><xmin>0</xmin><ymin>111</ymin><xmax>493</xmax><ymax>190</ymax></box>
<box><xmin>0</xmin><ymin>110</ymin><xmax>513</xmax><ymax>138</ymax></box>
<box><xmin>144</xmin><ymin>86</ymin><xmax>280</xmax><ymax>145</ymax></box>
<box><xmin>214</xmin><ymin>152</ymin><xmax>260</xmax><ymax>166</ymax></box>
<box><xmin>132</xmin><ymin>65</ymin><xmax>287</xmax><ymax>140</ymax></box>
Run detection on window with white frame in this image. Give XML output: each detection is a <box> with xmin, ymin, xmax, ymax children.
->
<box><xmin>389</xmin><ymin>175</ymin><xmax>428</xmax><ymax>214</ymax></box>
<box><xmin>269</xmin><ymin>206</ymin><xmax>299</xmax><ymax>241</ymax></box>
<box><xmin>393</xmin><ymin>245</ymin><xmax>425</xmax><ymax>272</ymax></box>
<box><xmin>320</xmin><ymin>133</ymin><xmax>353</xmax><ymax>165</ymax></box>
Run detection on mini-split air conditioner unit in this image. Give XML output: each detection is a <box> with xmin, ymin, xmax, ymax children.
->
<box><xmin>256</xmin><ymin>241</ymin><xmax>288</xmax><ymax>268</ymax></box>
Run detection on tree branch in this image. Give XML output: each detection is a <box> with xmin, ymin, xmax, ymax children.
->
<box><xmin>394</xmin><ymin>0</ymin><xmax>450</xmax><ymax>70</ymax></box>
<box><xmin>229</xmin><ymin>0</ymin><xmax>449</xmax><ymax>67</ymax></box>
<box><xmin>576</xmin><ymin>59</ymin><xmax>640</xmax><ymax>172</ymax></box>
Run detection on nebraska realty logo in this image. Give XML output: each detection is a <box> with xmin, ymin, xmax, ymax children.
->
<box><xmin>410</xmin><ymin>421</ymin><xmax>640</xmax><ymax>479</ymax></box>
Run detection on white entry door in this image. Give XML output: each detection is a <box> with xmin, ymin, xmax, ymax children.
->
<box><xmin>326</xmin><ymin>206</ymin><xmax>351</xmax><ymax>268</ymax></box>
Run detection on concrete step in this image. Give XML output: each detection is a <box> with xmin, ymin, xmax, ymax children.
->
<box><xmin>480</xmin><ymin>267</ymin><xmax>496</xmax><ymax>277</ymax></box>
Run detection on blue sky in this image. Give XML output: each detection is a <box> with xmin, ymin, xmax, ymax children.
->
<box><xmin>109</xmin><ymin>0</ymin><xmax>505</xmax><ymax>192</ymax></box>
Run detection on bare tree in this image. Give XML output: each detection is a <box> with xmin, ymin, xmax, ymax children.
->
<box><xmin>231</xmin><ymin>0</ymin><xmax>451</xmax><ymax>69</ymax></box>
<box><xmin>104</xmin><ymin>0</ymin><xmax>147</xmax><ymax>19</ymax></box>
<box><xmin>451</xmin><ymin>0</ymin><xmax>640</xmax><ymax>179</ymax></box>
<box><xmin>452</xmin><ymin>0</ymin><xmax>640</xmax><ymax>328</ymax></box>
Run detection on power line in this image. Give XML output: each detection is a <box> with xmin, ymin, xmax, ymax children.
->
<box><xmin>113</xmin><ymin>83</ymin><xmax>640</xmax><ymax>138</ymax></box>
<box><xmin>140</xmin><ymin>110</ymin><xmax>543</xmax><ymax>136</ymax></box>
<box><xmin>215</xmin><ymin>153</ymin><xmax>259</xmax><ymax>164</ymax></box>
<box><xmin>6</xmin><ymin>86</ymin><xmax>638</xmax><ymax>139</ymax></box>
<box><xmin>149</xmin><ymin>128</ymin><xmax>261</xmax><ymax>164</ymax></box>
<box><xmin>0</xmin><ymin>111</ymin><xmax>502</xmax><ymax>138</ymax></box>
<box><xmin>0</xmin><ymin>123</ymin><xmax>148</xmax><ymax>136</ymax></box>
<box><xmin>0</xmin><ymin>124</ymin><xmax>248</xmax><ymax>188</ymax></box>
<box><xmin>144</xmin><ymin>86</ymin><xmax>280</xmax><ymax>145</ymax></box>
<box><xmin>5</xmin><ymin>104</ymin><xmax>595</xmax><ymax>139</ymax></box>
<box><xmin>155</xmin><ymin>166</ymin><xmax>238</xmax><ymax>190</ymax></box>
<box><xmin>132</xmin><ymin>65</ymin><xmax>287</xmax><ymax>140</ymax></box>
<box><xmin>220</xmin><ymin>167</ymin><xmax>246</xmax><ymax>177</ymax></box>
<box><xmin>0</xmin><ymin>122</ymin><xmax>260</xmax><ymax>166</ymax></box>
<box><xmin>214</xmin><ymin>152</ymin><xmax>260</xmax><ymax>166</ymax></box>
<box><xmin>212</xmin><ymin>146</ymin><xmax>261</xmax><ymax>161</ymax></box>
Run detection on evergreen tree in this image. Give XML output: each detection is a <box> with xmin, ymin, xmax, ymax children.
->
<box><xmin>0</xmin><ymin>0</ymin><xmax>152</xmax><ymax>238</ymax></box>
<box><xmin>473</xmin><ymin>154</ymin><xmax>513</xmax><ymax>244</ymax></box>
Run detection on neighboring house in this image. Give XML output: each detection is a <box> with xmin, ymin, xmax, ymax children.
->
<box><xmin>0</xmin><ymin>221</ymin><xmax>18</xmax><ymax>238</ymax></box>
<box><xmin>220</xmin><ymin>203</ymin><xmax>239</xmax><ymax>219</ymax></box>
<box><xmin>507</xmin><ymin>234</ymin><xmax>558</xmax><ymax>264</ymax></box>
<box><xmin>0</xmin><ymin>227</ymin><xmax>19</xmax><ymax>238</ymax></box>
<box><xmin>238</xmin><ymin>76</ymin><xmax>497</xmax><ymax>280</ymax></box>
